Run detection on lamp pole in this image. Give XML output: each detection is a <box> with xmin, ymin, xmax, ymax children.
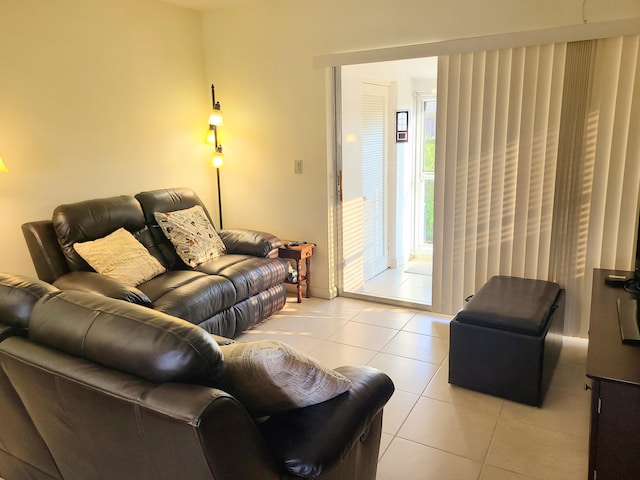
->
<box><xmin>210</xmin><ymin>84</ymin><xmax>224</xmax><ymax>230</ymax></box>
<box><xmin>216</xmin><ymin>160</ymin><xmax>223</xmax><ymax>230</ymax></box>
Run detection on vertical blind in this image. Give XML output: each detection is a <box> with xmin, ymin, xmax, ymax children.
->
<box><xmin>577</xmin><ymin>35</ymin><xmax>640</xmax><ymax>335</ymax></box>
<box><xmin>433</xmin><ymin>36</ymin><xmax>640</xmax><ymax>336</ymax></box>
<box><xmin>548</xmin><ymin>40</ymin><xmax>596</xmax><ymax>336</ymax></box>
<box><xmin>432</xmin><ymin>44</ymin><xmax>567</xmax><ymax>315</ymax></box>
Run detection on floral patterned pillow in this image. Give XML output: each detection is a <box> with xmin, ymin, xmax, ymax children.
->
<box><xmin>154</xmin><ymin>205</ymin><xmax>227</xmax><ymax>267</ymax></box>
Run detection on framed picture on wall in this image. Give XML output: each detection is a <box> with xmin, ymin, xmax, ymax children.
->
<box><xmin>396</xmin><ymin>110</ymin><xmax>409</xmax><ymax>142</ymax></box>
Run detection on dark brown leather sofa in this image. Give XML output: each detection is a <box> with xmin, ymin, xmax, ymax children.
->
<box><xmin>0</xmin><ymin>273</ymin><xmax>394</xmax><ymax>480</ymax></box>
<box><xmin>21</xmin><ymin>187</ymin><xmax>287</xmax><ymax>338</ymax></box>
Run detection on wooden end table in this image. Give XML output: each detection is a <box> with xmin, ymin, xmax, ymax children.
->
<box><xmin>278</xmin><ymin>241</ymin><xmax>315</xmax><ymax>302</ymax></box>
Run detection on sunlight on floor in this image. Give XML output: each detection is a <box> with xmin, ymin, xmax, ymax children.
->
<box><xmin>353</xmin><ymin>260</ymin><xmax>433</xmax><ymax>306</ymax></box>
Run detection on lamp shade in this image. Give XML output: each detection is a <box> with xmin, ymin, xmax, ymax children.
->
<box><xmin>212</xmin><ymin>147</ymin><xmax>224</xmax><ymax>168</ymax></box>
<box><xmin>0</xmin><ymin>156</ymin><xmax>8</xmax><ymax>173</ymax></box>
<box><xmin>206</xmin><ymin>128</ymin><xmax>217</xmax><ymax>145</ymax></box>
<box><xmin>209</xmin><ymin>106</ymin><xmax>224</xmax><ymax>127</ymax></box>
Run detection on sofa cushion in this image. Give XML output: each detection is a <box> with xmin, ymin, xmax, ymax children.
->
<box><xmin>218</xmin><ymin>340</ymin><xmax>352</xmax><ymax>417</ymax></box>
<box><xmin>29</xmin><ymin>290</ymin><xmax>223</xmax><ymax>384</ymax></box>
<box><xmin>138</xmin><ymin>270</ymin><xmax>237</xmax><ymax>325</ymax></box>
<box><xmin>74</xmin><ymin>228</ymin><xmax>166</xmax><ymax>286</ymax></box>
<box><xmin>154</xmin><ymin>205</ymin><xmax>227</xmax><ymax>268</ymax></box>
<box><xmin>52</xmin><ymin>195</ymin><xmax>149</xmax><ymax>271</ymax></box>
<box><xmin>197</xmin><ymin>255</ymin><xmax>288</xmax><ymax>302</ymax></box>
<box><xmin>53</xmin><ymin>271</ymin><xmax>154</xmax><ymax>307</ymax></box>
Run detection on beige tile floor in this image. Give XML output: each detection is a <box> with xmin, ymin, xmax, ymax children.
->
<box><xmin>353</xmin><ymin>262</ymin><xmax>434</xmax><ymax>306</ymax></box>
<box><xmin>237</xmin><ymin>295</ymin><xmax>591</xmax><ymax>480</ymax></box>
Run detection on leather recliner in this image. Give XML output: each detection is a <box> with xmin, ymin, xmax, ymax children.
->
<box><xmin>21</xmin><ymin>187</ymin><xmax>287</xmax><ymax>338</ymax></box>
<box><xmin>0</xmin><ymin>274</ymin><xmax>61</xmax><ymax>479</ymax></box>
<box><xmin>0</xmin><ymin>273</ymin><xmax>394</xmax><ymax>480</ymax></box>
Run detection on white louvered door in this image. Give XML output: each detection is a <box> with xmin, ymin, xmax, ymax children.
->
<box><xmin>362</xmin><ymin>82</ymin><xmax>389</xmax><ymax>281</ymax></box>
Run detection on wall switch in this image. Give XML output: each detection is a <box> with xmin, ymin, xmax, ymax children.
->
<box><xmin>294</xmin><ymin>159</ymin><xmax>303</xmax><ymax>174</ymax></box>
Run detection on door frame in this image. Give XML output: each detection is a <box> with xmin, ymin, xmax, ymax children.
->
<box><xmin>334</xmin><ymin>66</ymin><xmax>396</xmax><ymax>295</ymax></box>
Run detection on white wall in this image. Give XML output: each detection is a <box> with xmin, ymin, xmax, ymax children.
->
<box><xmin>0</xmin><ymin>0</ymin><xmax>212</xmax><ymax>277</ymax></box>
<box><xmin>201</xmin><ymin>0</ymin><xmax>640</xmax><ymax>298</ymax></box>
<box><xmin>2</xmin><ymin>0</ymin><xmax>638</xmax><ymax>295</ymax></box>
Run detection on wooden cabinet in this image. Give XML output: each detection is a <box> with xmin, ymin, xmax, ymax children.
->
<box><xmin>586</xmin><ymin>269</ymin><xmax>640</xmax><ymax>480</ymax></box>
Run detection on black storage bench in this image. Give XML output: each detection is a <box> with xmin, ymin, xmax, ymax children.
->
<box><xmin>448</xmin><ymin>276</ymin><xmax>565</xmax><ymax>406</ymax></box>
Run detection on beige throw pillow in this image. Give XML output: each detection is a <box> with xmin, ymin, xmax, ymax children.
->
<box><xmin>73</xmin><ymin>228</ymin><xmax>166</xmax><ymax>286</ymax></box>
<box><xmin>218</xmin><ymin>340</ymin><xmax>352</xmax><ymax>417</ymax></box>
<box><xmin>154</xmin><ymin>205</ymin><xmax>227</xmax><ymax>268</ymax></box>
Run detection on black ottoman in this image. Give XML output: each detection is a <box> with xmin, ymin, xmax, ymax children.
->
<box><xmin>448</xmin><ymin>276</ymin><xmax>565</xmax><ymax>406</ymax></box>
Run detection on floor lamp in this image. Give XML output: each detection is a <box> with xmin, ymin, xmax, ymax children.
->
<box><xmin>208</xmin><ymin>84</ymin><xmax>224</xmax><ymax>229</ymax></box>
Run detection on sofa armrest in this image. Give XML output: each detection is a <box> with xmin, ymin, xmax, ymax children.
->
<box><xmin>21</xmin><ymin>220</ymin><xmax>70</xmax><ymax>283</ymax></box>
<box><xmin>1</xmin><ymin>337</ymin><xmax>281</xmax><ymax>480</ymax></box>
<box><xmin>53</xmin><ymin>271</ymin><xmax>153</xmax><ymax>307</ymax></box>
<box><xmin>218</xmin><ymin>229</ymin><xmax>282</xmax><ymax>258</ymax></box>
<box><xmin>144</xmin><ymin>384</ymin><xmax>281</xmax><ymax>480</ymax></box>
<box><xmin>258</xmin><ymin>365</ymin><xmax>394</xmax><ymax>478</ymax></box>
<box><xmin>211</xmin><ymin>334</ymin><xmax>235</xmax><ymax>346</ymax></box>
